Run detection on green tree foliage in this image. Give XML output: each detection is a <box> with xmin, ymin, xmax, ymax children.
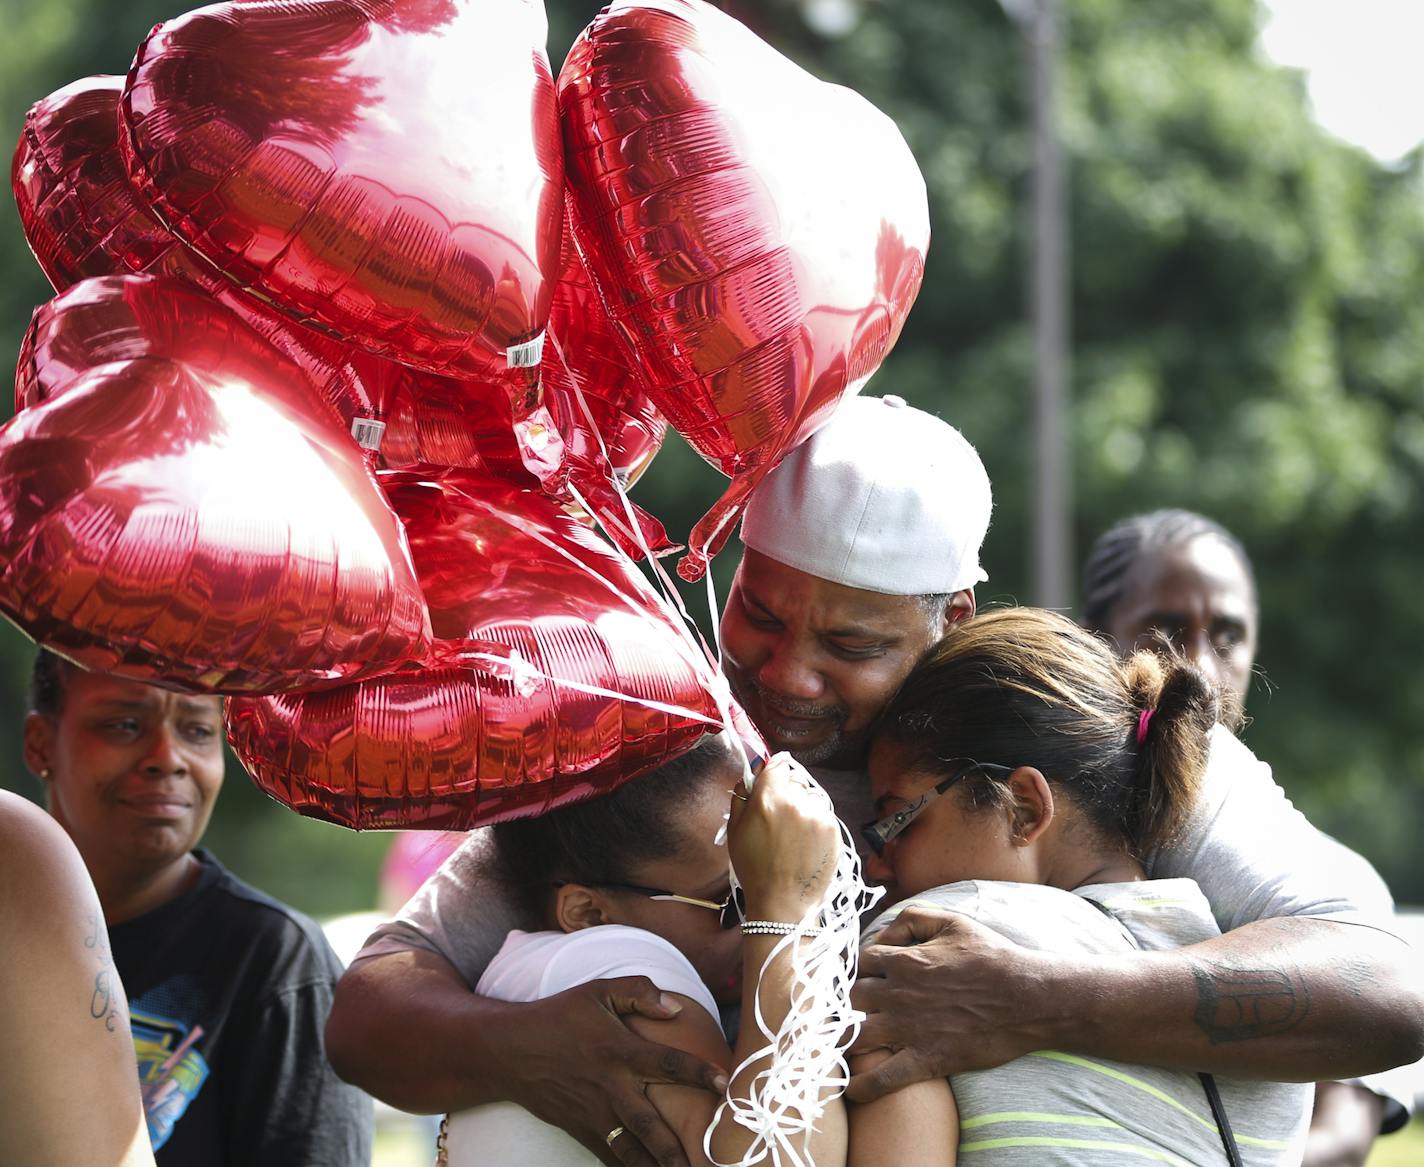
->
<box><xmin>778</xmin><ymin>0</ymin><xmax>1424</xmax><ymax>898</ymax></box>
<box><xmin>1</xmin><ymin>0</ymin><xmax>1420</xmax><ymax>913</ymax></box>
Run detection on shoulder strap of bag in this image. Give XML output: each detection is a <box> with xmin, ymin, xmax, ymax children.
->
<box><xmin>1198</xmin><ymin>1072</ymin><xmax>1246</xmax><ymax>1167</ymax></box>
<box><xmin>1082</xmin><ymin>894</ymin><xmax>1247</xmax><ymax>1167</ymax></box>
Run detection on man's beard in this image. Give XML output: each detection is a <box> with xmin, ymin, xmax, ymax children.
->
<box><xmin>726</xmin><ymin>670</ymin><xmax>870</xmax><ymax>770</ymax></box>
<box><xmin>787</xmin><ymin>721</ymin><xmax>873</xmax><ymax>769</ymax></box>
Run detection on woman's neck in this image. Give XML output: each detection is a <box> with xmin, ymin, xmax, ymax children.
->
<box><xmin>1066</xmin><ymin>852</ymin><xmax>1146</xmax><ymax>889</ymax></box>
<box><xmin>98</xmin><ymin>852</ymin><xmax>202</xmax><ymax>927</ymax></box>
<box><xmin>1037</xmin><ymin>808</ymin><xmax>1147</xmax><ymax>891</ymax></box>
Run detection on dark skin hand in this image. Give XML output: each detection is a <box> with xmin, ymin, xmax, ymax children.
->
<box><xmin>326</xmin><ymin>950</ymin><xmax>727</xmax><ymax>1167</ymax></box>
<box><xmin>847</xmin><ymin>907</ymin><xmax>1424</xmax><ymax>1102</ymax></box>
<box><xmin>848</xmin><ymin>908</ymin><xmax>1060</xmax><ymax>1097</ymax></box>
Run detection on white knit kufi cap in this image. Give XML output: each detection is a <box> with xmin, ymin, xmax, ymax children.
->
<box><xmin>739</xmin><ymin>395</ymin><xmax>992</xmax><ymax>596</ymax></box>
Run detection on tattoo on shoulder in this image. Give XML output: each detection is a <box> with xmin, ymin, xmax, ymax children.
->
<box><xmin>83</xmin><ymin>909</ymin><xmax>107</xmax><ymax>955</ymax></box>
<box><xmin>84</xmin><ymin>910</ymin><xmax>123</xmax><ymax>1033</ymax></box>
<box><xmin>1189</xmin><ymin>957</ymin><xmax>1310</xmax><ymax>1044</ymax></box>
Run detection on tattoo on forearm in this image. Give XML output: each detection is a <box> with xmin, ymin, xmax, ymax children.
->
<box><xmin>801</xmin><ymin>851</ymin><xmax>832</xmax><ymax>898</ymax></box>
<box><xmin>84</xmin><ymin>910</ymin><xmax>122</xmax><ymax>1033</ymax></box>
<box><xmin>1190</xmin><ymin>958</ymin><xmax>1311</xmax><ymax>1044</ymax></box>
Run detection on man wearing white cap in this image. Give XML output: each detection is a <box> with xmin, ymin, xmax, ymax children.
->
<box><xmin>723</xmin><ymin>395</ymin><xmax>1420</xmax><ymax>1095</ymax></box>
<box><xmin>722</xmin><ymin>394</ymin><xmax>989</xmax><ymax>835</ymax></box>
<box><xmin>326</xmin><ymin>395</ymin><xmax>1423</xmax><ymax>1167</ymax></box>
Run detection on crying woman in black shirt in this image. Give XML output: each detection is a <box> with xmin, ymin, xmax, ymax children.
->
<box><xmin>23</xmin><ymin>650</ymin><xmax>372</xmax><ymax>1167</ymax></box>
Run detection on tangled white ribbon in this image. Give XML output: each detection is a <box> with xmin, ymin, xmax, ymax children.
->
<box><xmin>708</xmin><ymin>799</ymin><xmax>881</xmax><ymax>1167</ymax></box>
<box><xmin>550</xmin><ymin>326</ymin><xmax>882</xmax><ymax>1166</ymax></box>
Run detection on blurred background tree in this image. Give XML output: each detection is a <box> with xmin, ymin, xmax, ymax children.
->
<box><xmin>2</xmin><ymin>0</ymin><xmax>1420</xmax><ymax>916</ymax></box>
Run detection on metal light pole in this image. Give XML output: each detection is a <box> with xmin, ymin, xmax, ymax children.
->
<box><xmin>999</xmin><ymin>0</ymin><xmax>1073</xmax><ymax>611</ymax></box>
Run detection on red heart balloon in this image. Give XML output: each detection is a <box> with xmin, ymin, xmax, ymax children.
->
<box><xmin>559</xmin><ymin>0</ymin><xmax>930</xmax><ymax>578</ymax></box>
<box><xmin>11</xmin><ymin>73</ymin><xmax>563</xmax><ymax>484</ymax></box>
<box><xmin>2</xmin><ymin>274</ymin><xmax>431</xmax><ymax>693</ymax></box>
<box><xmin>543</xmin><ymin>226</ymin><xmax>667</xmax><ymax>490</ymax></box>
<box><xmin>11</xmin><ymin>74</ymin><xmax>383</xmax><ymax>433</ymax></box>
<box><xmin>119</xmin><ymin>0</ymin><xmax>564</xmax><ymax>387</ymax></box>
<box><xmin>12</xmin><ymin>75</ymin><xmax>185</xmax><ymax>290</ymax></box>
<box><xmin>226</xmin><ymin>473</ymin><xmax>722</xmax><ymax>830</ymax></box>
<box><xmin>338</xmin><ymin>350</ymin><xmax>559</xmax><ymax>485</ymax></box>
<box><xmin>541</xmin><ymin>223</ymin><xmax>673</xmax><ymax>556</ymax></box>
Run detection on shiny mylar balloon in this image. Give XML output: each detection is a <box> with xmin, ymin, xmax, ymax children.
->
<box><xmin>119</xmin><ymin>0</ymin><xmax>564</xmax><ymax>389</ymax></box>
<box><xmin>353</xmin><ymin>351</ymin><xmax>565</xmax><ymax>486</ymax></box>
<box><xmin>543</xmin><ymin>230</ymin><xmax>667</xmax><ymax>490</ymax></box>
<box><xmin>2</xmin><ymin>274</ymin><xmax>431</xmax><ymax>693</ymax></box>
<box><xmin>559</xmin><ymin>0</ymin><xmax>930</xmax><ymax>578</ymax></box>
<box><xmin>227</xmin><ymin>474</ymin><xmax>722</xmax><ymax>829</ymax></box>
<box><xmin>12</xmin><ymin>75</ymin><xmax>183</xmax><ymax>290</ymax></box>
<box><xmin>542</xmin><ymin>227</ymin><xmax>672</xmax><ymax>556</ymax></box>
<box><xmin>10</xmin><ymin>73</ymin><xmax>561</xmax><ymax>483</ymax></box>
<box><xmin>11</xmin><ymin>74</ymin><xmax>382</xmax><ymax>432</ymax></box>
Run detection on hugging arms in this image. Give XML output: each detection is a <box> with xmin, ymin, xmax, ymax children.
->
<box><xmin>328</xmin><ymin>723</ymin><xmax>1422</xmax><ymax>1167</ymax></box>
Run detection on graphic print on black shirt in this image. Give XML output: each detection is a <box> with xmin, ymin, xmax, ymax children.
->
<box><xmin>107</xmin><ymin>851</ymin><xmax>372</xmax><ymax>1166</ymax></box>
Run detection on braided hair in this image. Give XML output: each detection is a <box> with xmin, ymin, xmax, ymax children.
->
<box><xmin>1081</xmin><ymin>510</ymin><xmax>1256</xmax><ymax>636</ymax></box>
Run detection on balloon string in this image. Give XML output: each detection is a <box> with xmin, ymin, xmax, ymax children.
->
<box><xmin>547</xmin><ymin>331</ymin><xmax>745</xmax><ymax>742</ymax></box>
<box><xmin>547</xmin><ymin>331</ymin><xmax>878</xmax><ymax>1165</ymax></box>
<box><xmin>548</xmin><ymin>338</ymin><xmax>758</xmax><ymax>853</ymax></box>
<box><xmin>447</xmin><ymin>646</ymin><xmax>725</xmax><ymax>727</ymax></box>
<box><xmin>563</xmin><ymin>470</ymin><xmax>753</xmax><ymax>794</ymax></box>
<box><xmin>707</xmin><ymin>793</ymin><xmax>883</xmax><ymax>1167</ymax></box>
<box><xmin>552</xmin><ymin>337</ymin><xmax>714</xmax><ymax>637</ymax></box>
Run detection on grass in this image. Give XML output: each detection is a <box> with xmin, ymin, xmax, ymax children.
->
<box><xmin>1368</xmin><ymin>1115</ymin><xmax>1424</xmax><ymax>1166</ymax></box>
<box><xmin>371</xmin><ymin>1104</ymin><xmax>1424</xmax><ymax>1164</ymax></box>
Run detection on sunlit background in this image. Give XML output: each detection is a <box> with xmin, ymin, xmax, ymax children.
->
<box><xmin>1</xmin><ymin>1</ymin><xmax>1421</xmax><ymax>1161</ymax></box>
<box><xmin>1261</xmin><ymin>0</ymin><xmax>1424</xmax><ymax>163</ymax></box>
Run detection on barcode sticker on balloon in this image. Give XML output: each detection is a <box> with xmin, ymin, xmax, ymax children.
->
<box><xmin>350</xmin><ymin>418</ymin><xmax>386</xmax><ymax>451</ymax></box>
<box><xmin>505</xmin><ymin>332</ymin><xmax>545</xmax><ymax>369</ymax></box>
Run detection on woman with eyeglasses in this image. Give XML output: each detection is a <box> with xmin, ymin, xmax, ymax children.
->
<box><xmin>847</xmin><ymin>608</ymin><xmax>1311</xmax><ymax>1167</ymax></box>
<box><xmin>439</xmin><ymin>734</ymin><xmax>848</xmax><ymax>1167</ymax></box>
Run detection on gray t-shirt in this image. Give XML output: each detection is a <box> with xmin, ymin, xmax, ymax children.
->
<box><xmin>862</xmin><ymin>878</ymin><xmax>1313</xmax><ymax>1165</ymax></box>
<box><xmin>353</xmin><ymin>724</ymin><xmax>1400</xmax><ymax>982</ymax></box>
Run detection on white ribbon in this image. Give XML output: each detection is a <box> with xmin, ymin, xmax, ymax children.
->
<box><xmin>708</xmin><ymin>798</ymin><xmax>881</xmax><ymax>1167</ymax></box>
<box><xmin>549</xmin><ymin>322</ymin><xmax>881</xmax><ymax>1165</ymax></box>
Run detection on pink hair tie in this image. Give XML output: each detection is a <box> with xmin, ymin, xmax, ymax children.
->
<box><xmin>1136</xmin><ymin>708</ymin><xmax>1155</xmax><ymax>745</ymax></box>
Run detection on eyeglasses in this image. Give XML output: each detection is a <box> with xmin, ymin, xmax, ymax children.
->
<box><xmin>552</xmin><ymin>880</ymin><xmax>744</xmax><ymax>929</ymax></box>
<box><xmin>860</xmin><ymin>761</ymin><xmax>1014</xmax><ymax>857</ymax></box>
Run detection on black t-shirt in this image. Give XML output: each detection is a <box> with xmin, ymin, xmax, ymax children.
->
<box><xmin>109</xmin><ymin>851</ymin><xmax>372</xmax><ymax>1166</ymax></box>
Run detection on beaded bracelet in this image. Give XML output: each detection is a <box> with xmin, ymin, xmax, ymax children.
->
<box><xmin>741</xmin><ymin>920</ymin><xmax>824</xmax><ymax>937</ymax></box>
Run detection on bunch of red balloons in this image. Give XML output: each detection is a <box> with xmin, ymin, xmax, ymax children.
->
<box><xmin>4</xmin><ymin>0</ymin><xmax>928</xmax><ymax>828</ymax></box>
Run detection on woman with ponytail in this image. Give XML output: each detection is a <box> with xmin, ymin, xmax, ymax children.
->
<box><xmin>847</xmin><ymin>608</ymin><xmax>1310</xmax><ymax>1167</ymax></box>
